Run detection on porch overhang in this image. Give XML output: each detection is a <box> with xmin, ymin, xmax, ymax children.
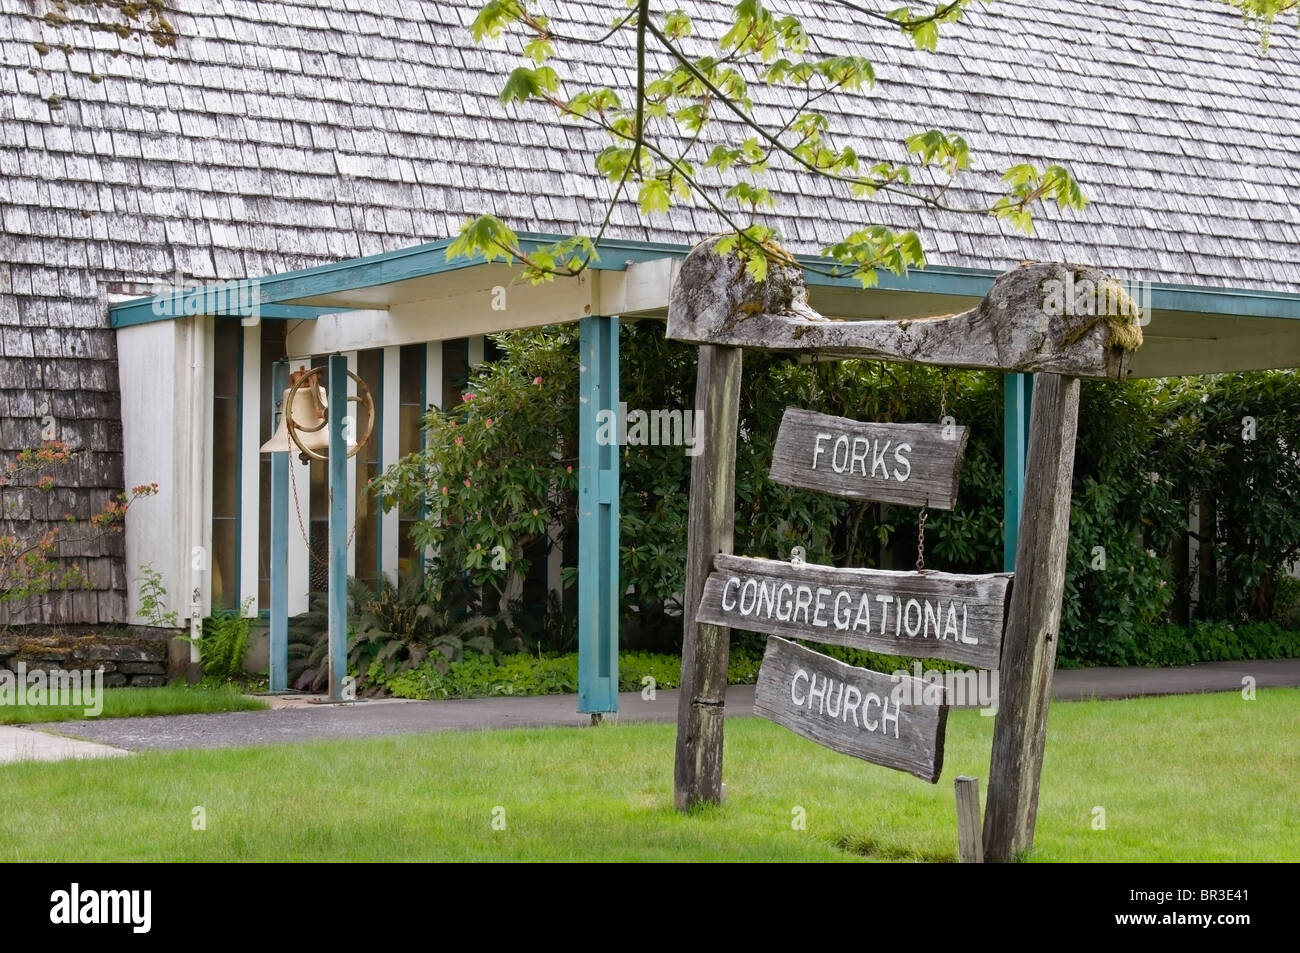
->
<box><xmin>109</xmin><ymin>232</ymin><xmax>1300</xmax><ymax>379</ymax></box>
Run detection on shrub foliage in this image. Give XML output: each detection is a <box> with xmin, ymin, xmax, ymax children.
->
<box><xmin>373</xmin><ymin>326</ymin><xmax>1300</xmax><ymax>667</ymax></box>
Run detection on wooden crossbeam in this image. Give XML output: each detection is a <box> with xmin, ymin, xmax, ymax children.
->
<box><xmin>666</xmin><ymin>242</ymin><xmax>1142</xmax><ymax>379</ymax></box>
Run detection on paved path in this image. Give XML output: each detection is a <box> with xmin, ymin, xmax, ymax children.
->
<box><xmin>0</xmin><ymin>725</ymin><xmax>130</xmax><ymax>764</ymax></box>
<box><xmin>7</xmin><ymin>658</ymin><xmax>1298</xmax><ymax>757</ymax></box>
<box><xmin>1052</xmin><ymin>657</ymin><xmax>1299</xmax><ymax>700</ymax></box>
<box><xmin>22</xmin><ymin>687</ymin><xmax>715</xmax><ymax>752</ymax></box>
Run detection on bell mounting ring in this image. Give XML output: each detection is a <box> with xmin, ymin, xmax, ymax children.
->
<box><xmin>284</xmin><ymin>365</ymin><xmax>375</xmax><ymax>462</ymax></box>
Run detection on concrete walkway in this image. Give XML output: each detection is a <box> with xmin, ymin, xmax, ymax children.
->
<box><xmin>5</xmin><ymin>657</ymin><xmax>1297</xmax><ymax>759</ymax></box>
<box><xmin>0</xmin><ymin>724</ymin><xmax>131</xmax><ymax>764</ymax></box>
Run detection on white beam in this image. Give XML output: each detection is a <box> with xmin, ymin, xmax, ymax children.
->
<box><xmin>287</xmin><ymin>453</ymin><xmax>311</xmax><ymax>616</ymax></box>
<box><xmin>380</xmin><ymin>345</ymin><xmax>400</xmax><ymax>584</ymax></box>
<box><xmin>426</xmin><ymin>341</ymin><xmax>444</xmax><ymax>412</ymax></box>
<box><xmin>1130</xmin><ymin>330</ymin><xmax>1300</xmax><ymax>378</ymax></box>
<box><xmin>286</xmin><ymin>277</ymin><xmax>596</xmax><ymax>355</ymax></box>
<box><xmin>191</xmin><ymin>315</ymin><xmax>214</xmax><ymax>659</ymax></box>
<box><xmin>274</xmin><ymin>355</ymin><xmax>315</xmax><ymax>615</ymax></box>
<box><xmin>595</xmin><ymin>258</ymin><xmax>677</xmax><ymax>316</ymax></box>
<box><xmin>424</xmin><ymin>341</ymin><xmax>444</xmax><ymax>569</ymax></box>
<box><xmin>272</xmin><ymin>357</ymin><xmax>315</xmax><ymax>615</ymax></box>
<box><xmin>345</xmin><ymin>350</ymin><xmax>358</xmax><ymax>578</ymax></box>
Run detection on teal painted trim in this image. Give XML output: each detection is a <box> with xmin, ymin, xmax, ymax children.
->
<box><xmin>577</xmin><ymin>316</ymin><xmax>620</xmax><ymax>714</ymax></box>
<box><xmin>263</xmin><ymin>302</ymin><xmax>351</xmax><ymax>317</ymax></box>
<box><xmin>799</xmin><ymin>259</ymin><xmax>996</xmax><ymax>297</ymax></box>
<box><xmin>233</xmin><ymin>326</ymin><xmax>244</xmax><ymax>613</ymax></box>
<box><xmin>110</xmin><ymin>231</ymin><xmax>1300</xmax><ymax>329</ymax></box>
<box><xmin>374</xmin><ymin>348</ymin><xmax>384</xmax><ymax>582</ymax></box>
<box><xmin>513</xmin><ymin>232</ymin><xmax>687</xmax><ymax>268</ymax></box>
<box><xmin>1144</xmin><ymin>285</ymin><xmax>1300</xmax><ymax>320</ymax></box>
<box><xmin>802</xmin><ymin>262</ymin><xmax>1300</xmax><ymax>317</ymax></box>
<box><xmin>261</xmin><ymin>305</ymin><xmax>351</xmax><ymax>319</ymax></box>
<box><xmin>1003</xmin><ymin>373</ymin><xmax>1032</xmax><ymax>572</ymax></box>
<box><xmin>242</xmin><ymin>234</ymin><xmax>675</xmax><ymax>306</ymax></box>
<box><xmin>268</xmin><ymin>360</ymin><xmax>290</xmax><ymax>693</ymax></box>
<box><xmin>514</xmin><ymin>236</ymin><xmax>1300</xmax><ymax>318</ymax></box>
<box><xmin>417</xmin><ymin>343</ymin><xmax>428</xmax><ymax>578</ymax></box>
<box><xmin>328</xmin><ymin>355</ymin><xmax>349</xmax><ymax>702</ymax></box>
<box><xmin>109</xmin><ymin>300</ymin><xmax>349</xmax><ymax>329</ymax></box>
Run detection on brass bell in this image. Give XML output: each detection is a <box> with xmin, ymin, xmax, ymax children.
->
<box><xmin>260</xmin><ymin>383</ymin><xmax>330</xmax><ymax>461</ymax></box>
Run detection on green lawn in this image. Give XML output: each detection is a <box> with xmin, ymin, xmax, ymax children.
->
<box><xmin>0</xmin><ymin>684</ymin><xmax>267</xmax><ymax>724</ymax></box>
<box><xmin>0</xmin><ymin>689</ymin><xmax>1294</xmax><ymax>861</ymax></box>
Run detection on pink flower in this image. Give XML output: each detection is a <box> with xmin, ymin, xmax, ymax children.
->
<box><xmin>533</xmin><ymin>376</ymin><xmax>543</xmax><ymax>386</ymax></box>
<box><xmin>484</xmin><ymin>418</ymin><xmax>493</xmax><ymax>428</ymax></box>
<box><xmin>455</xmin><ymin>436</ymin><xmax>463</xmax><ymax>446</ymax></box>
<box><xmin>463</xmin><ymin>478</ymin><xmax>471</xmax><ymax>487</ymax></box>
<box><xmin>464</xmin><ymin>392</ymin><xmax>476</xmax><ymax>402</ymax></box>
<box><xmin>441</xmin><ymin>486</ymin><xmax>448</xmax><ymax>495</ymax></box>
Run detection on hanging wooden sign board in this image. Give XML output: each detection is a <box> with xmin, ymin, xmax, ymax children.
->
<box><xmin>769</xmin><ymin>408</ymin><xmax>969</xmax><ymax>509</ymax></box>
<box><xmin>696</xmin><ymin>553</ymin><xmax>1011</xmax><ymax>671</ymax></box>
<box><xmin>753</xmin><ymin>636</ymin><xmax>949</xmax><ymax>782</ymax></box>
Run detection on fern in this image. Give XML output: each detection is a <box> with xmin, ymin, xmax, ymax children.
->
<box><xmin>287</xmin><ymin>578</ymin><xmax>501</xmax><ymax>694</ymax></box>
<box><xmin>184</xmin><ymin>598</ymin><xmax>254</xmax><ymax>682</ymax></box>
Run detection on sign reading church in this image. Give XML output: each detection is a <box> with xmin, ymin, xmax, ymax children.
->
<box><xmin>693</xmin><ymin>406</ymin><xmax>1012</xmax><ymax>783</ymax></box>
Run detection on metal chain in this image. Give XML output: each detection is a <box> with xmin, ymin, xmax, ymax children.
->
<box><xmin>918</xmin><ymin>367</ymin><xmax>950</xmax><ymax>573</ymax></box>
<box><xmin>288</xmin><ymin>454</ymin><xmax>357</xmax><ymax>569</ymax></box>
<box><xmin>288</xmin><ymin>458</ymin><xmax>324</xmax><ymax>569</ymax></box>
<box><xmin>915</xmin><ymin>507</ymin><xmax>928</xmax><ymax>571</ymax></box>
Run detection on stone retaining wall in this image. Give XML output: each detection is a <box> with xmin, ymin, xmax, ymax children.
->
<box><xmin>0</xmin><ymin>628</ymin><xmax>179</xmax><ymax>687</ymax></box>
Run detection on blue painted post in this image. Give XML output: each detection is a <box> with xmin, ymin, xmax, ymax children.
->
<box><xmin>578</xmin><ymin>316</ymin><xmax>619</xmax><ymax>715</ymax></box>
<box><xmin>1003</xmin><ymin>373</ymin><xmax>1033</xmax><ymax>572</ymax></box>
<box><xmin>327</xmin><ymin>355</ymin><xmax>348</xmax><ymax>702</ymax></box>
<box><xmin>269</xmin><ymin>361</ymin><xmax>289</xmax><ymax>693</ymax></box>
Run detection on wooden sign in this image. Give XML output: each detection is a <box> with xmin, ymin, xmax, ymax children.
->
<box><xmin>754</xmin><ymin>636</ymin><xmax>948</xmax><ymax>782</ymax></box>
<box><xmin>769</xmin><ymin>407</ymin><xmax>969</xmax><ymax>509</ymax></box>
<box><xmin>697</xmin><ymin>553</ymin><xmax>1011</xmax><ymax>670</ymax></box>
<box><xmin>670</xmin><ymin>241</ymin><xmax>1107</xmax><ymax>861</ymax></box>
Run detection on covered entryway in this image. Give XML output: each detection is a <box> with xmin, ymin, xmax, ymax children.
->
<box><xmin>109</xmin><ymin>235</ymin><xmax>1300</xmax><ymax>711</ymax></box>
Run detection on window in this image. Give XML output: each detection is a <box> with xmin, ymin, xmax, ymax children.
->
<box><xmin>257</xmin><ymin>323</ymin><xmax>287</xmax><ymax>610</ymax></box>
<box><xmin>353</xmin><ymin>349</ymin><xmax>382</xmax><ymax>589</ymax></box>
<box><xmin>397</xmin><ymin>344</ymin><xmax>425</xmax><ymax>581</ymax></box>
<box><xmin>443</xmin><ymin>338</ymin><xmax>469</xmax><ymax>409</ymax></box>
<box><xmin>210</xmin><ymin>318</ymin><xmax>241</xmax><ymax>611</ymax></box>
<box><xmin>307</xmin><ymin>356</ymin><xmax>330</xmax><ymax>593</ymax></box>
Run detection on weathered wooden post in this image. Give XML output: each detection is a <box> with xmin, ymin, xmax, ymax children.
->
<box><xmin>955</xmin><ymin>776</ymin><xmax>984</xmax><ymax>863</ymax></box>
<box><xmin>674</xmin><ymin>342</ymin><xmax>743</xmax><ymax>809</ymax></box>
<box><xmin>981</xmin><ymin>371</ymin><xmax>1081</xmax><ymax>861</ymax></box>
<box><xmin>671</xmin><ymin>244</ymin><xmax>820</xmax><ymax>809</ymax></box>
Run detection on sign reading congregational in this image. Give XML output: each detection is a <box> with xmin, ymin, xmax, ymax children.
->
<box><xmin>754</xmin><ymin>636</ymin><xmax>949</xmax><ymax>782</ymax></box>
<box><xmin>696</xmin><ymin>553</ymin><xmax>1012</xmax><ymax>670</ymax></box>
